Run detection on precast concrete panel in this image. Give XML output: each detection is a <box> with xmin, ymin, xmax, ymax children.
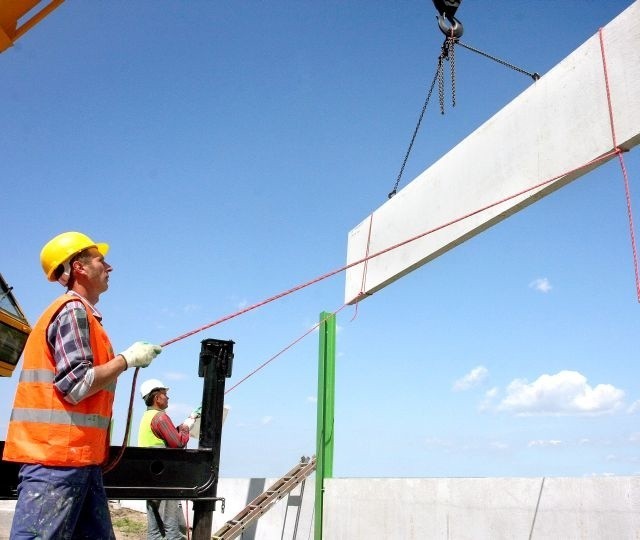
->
<box><xmin>345</xmin><ymin>1</ymin><xmax>640</xmax><ymax>304</ymax></box>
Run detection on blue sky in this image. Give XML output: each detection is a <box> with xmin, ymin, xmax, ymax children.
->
<box><xmin>1</xmin><ymin>0</ymin><xmax>639</xmax><ymax>479</ymax></box>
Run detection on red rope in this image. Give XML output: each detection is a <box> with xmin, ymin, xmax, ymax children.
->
<box><xmin>350</xmin><ymin>213</ymin><xmax>374</xmax><ymax>322</ymax></box>
<box><xmin>157</xmin><ymin>31</ymin><xmax>637</xmax><ymax>347</ymax></box>
<box><xmin>224</xmin><ymin>304</ymin><xmax>348</xmax><ymax>394</ymax></box>
<box><xmin>598</xmin><ymin>27</ymin><xmax>640</xmax><ymax>301</ymax></box>
<box><xmin>598</xmin><ymin>28</ymin><xmax>618</xmax><ymax>149</ymax></box>
<box><xmin>616</xmin><ymin>153</ymin><xmax>640</xmax><ymax>301</ymax></box>
<box><xmin>102</xmin><ymin>366</ymin><xmax>140</xmax><ymax>474</ymax></box>
<box><xmin>160</xmin><ymin>149</ymin><xmax>622</xmax><ymax>349</ymax></box>
<box><xmin>110</xmin><ymin>29</ymin><xmax>640</xmax><ymax>475</ymax></box>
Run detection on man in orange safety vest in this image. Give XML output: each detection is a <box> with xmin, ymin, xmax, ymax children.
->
<box><xmin>3</xmin><ymin>231</ymin><xmax>163</xmax><ymax>540</ymax></box>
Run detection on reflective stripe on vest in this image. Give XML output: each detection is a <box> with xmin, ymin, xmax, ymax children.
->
<box><xmin>2</xmin><ymin>294</ymin><xmax>116</xmax><ymax>466</ymax></box>
<box><xmin>10</xmin><ymin>408</ymin><xmax>112</xmax><ymax>430</ymax></box>
<box><xmin>19</xmin><ymin>368</ymin><xmax>54</xmax><ymax>383</ymax></box>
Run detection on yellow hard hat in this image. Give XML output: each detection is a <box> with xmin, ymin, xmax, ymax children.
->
<box><xmin>40</xmin><ymin>231</ymin><xmax>109</xmax><ymax>281</ymax></box>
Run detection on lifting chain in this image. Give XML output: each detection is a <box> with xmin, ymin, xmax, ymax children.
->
<box><xmin>438</xmin><ymin>36</ymin><xmax>457</xmax><ymax>114</ymax></box>
<box><xmin>457</xmin><ymin>40</ymin><xmax>540</xmax><ymax>81</ymax></box>
<box><xmin>387</xmin><ymin>2</ymin><xmax>539</xmax><ymax>199</ymax></box>
<box><xmin>389</xmin><ymin>36</ymin><xmax>457</xmax><ymax>199</ymax></box>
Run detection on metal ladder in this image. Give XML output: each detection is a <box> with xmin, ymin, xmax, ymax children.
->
<box><xmin>212</xmin><ymin>456</ymin><xmax>316</xmax><ymax>540</ymax></box>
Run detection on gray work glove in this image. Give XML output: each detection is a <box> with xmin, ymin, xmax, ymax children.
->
<box><xmin>120</xmin><ymin>341</ymin><xmax>162</xmax><ymax>369</ymax></box>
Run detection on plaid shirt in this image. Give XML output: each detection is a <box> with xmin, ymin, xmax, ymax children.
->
<box><xmin>150</xmin><ymin>410</ymin><xmax>189</xmax><ymax>448</ymax></box>
<box><xmin>46</xmin><ymin>291</ymin><xmax>102</xmax><ymax>405</ymax></box>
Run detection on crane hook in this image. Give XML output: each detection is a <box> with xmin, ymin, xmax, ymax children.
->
<box><xmin>437</xmin><ymin>14</ymin><xmax>463</xmax><ymax>39</ymax></box>
<box><xmin>433</xmin><ymin>0</ymin><xmax>463</xmax><ymax>39</ymax></box>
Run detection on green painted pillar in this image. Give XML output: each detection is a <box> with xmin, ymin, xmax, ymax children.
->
<box><xmin>315</xmin><ymin>311</ymin><xmax>336</xmax><ymax>540</ymax></box>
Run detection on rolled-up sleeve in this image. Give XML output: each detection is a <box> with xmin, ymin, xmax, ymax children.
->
<box><xmin>47</xmin><ymin>300</ymin><xmax>95</xmax><ymax>404</ymax></box>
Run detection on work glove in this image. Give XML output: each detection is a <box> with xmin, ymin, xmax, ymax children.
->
<box><xmin>182</xmin><ymin>406</ymin><xmax>202</xmax><ymax>431</ymax></box>
<box><xmin>182</xmin><ymin>417</ymin><xmax>197</xmax><ymax>430</ymax></box>
<box><xmin>120</xmin><ymin>341</ymin><xmax>162</xmax><ymax>369</ymax></box>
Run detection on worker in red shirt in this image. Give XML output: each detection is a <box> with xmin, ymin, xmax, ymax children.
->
<box><xmin>138</xmin><ymin>379</ymin><xmax>192</xmax><ymax>539</ymax></box>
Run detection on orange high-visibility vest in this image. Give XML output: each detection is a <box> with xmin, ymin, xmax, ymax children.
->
<box><xmin>3</xmin><ymin>294</ymin><xmax>116</xmax><ymax>466</ymax></box>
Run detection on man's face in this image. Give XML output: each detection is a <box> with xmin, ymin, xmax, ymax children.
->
<box><xmin>75</xmin><ymin>247</ymin><xmax>112</xmax><ymax>295</ymax></box>
<box><xmin>155</xmin><ymin>389</ymin><xmax>169</xmax><ymax>410</ymax></box>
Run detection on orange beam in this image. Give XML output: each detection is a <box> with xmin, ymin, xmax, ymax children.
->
<box><xmin>0</xmin><ymin>0</ymin><xmax>64</xmax><ymax>53</ymax></box>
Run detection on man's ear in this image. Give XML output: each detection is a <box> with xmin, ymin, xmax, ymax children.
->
<box><xmin>71</xmin><ymin>259</ymin><xmax>86</xmax><ymax>277</ymax></box>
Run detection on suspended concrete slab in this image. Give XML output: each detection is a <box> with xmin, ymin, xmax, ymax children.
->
<box><xmin>345</xmin><ymin>1</ymin><xmax>640</xmax><ymax>304</ymax></box>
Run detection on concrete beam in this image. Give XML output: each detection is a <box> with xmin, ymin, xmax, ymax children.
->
<box><xmin>345</xmin><ymin>1</ymin><xmax>640</xmax><ymax>304</ymax></box>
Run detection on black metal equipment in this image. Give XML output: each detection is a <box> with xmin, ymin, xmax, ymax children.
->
<box><xmin>191</xmin><ymin>338</ymin><xmax>234</xmax><ymax>538</ymax></box>
<box><xmin>0</xmin><ymin>338</ymin><xmax>234</xmax><ymax>540</ymax></box>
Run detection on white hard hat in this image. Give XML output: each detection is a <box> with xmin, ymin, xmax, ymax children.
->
<box><xmin>140</xmin><ymin>379</ymin><xmax>169</xmax><ymax>400</ymax></box>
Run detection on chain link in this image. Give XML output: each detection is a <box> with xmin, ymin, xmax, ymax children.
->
<box><xmin>387</xmin><ymin>30</ymin><xmax>540</xmax><ymax>199</ymax></box>
<box><xmin>388</xmin><ymin>65</ymin><xmax>441</xmax><ymax>199</ymax></box>
<box><xmin>437</xmin><ymin>55</ymin><xmax>445</xmax><ymax>115</ymax></box>
<box><xmin>388</xmin><ymin>37</ymin><xmax>458</xmax><ymax>198</ymax></box>
<box><xmin>457</xmin><ymin>40</ymin><xmax>540</xmax><ymax>81</ymax></box>
<box><xmin>448</xmin><ymin>36</ymin><xmax>456</xmax><ymax>108</ymax></box>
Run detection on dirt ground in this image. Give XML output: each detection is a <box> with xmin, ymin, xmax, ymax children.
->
<box><xmin>110</xmin><ymin>505</ymin><xmax>148</xmax><ymax>540</ymax></box>
<box><xmin>0</xmin><ymin>502</ymin><xmax>149</xmax><ymax>540</ymax></box>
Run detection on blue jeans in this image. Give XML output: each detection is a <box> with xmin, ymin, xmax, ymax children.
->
<box><xmin>10</xmin><ymin>464</ymin><xmax>115</xmax><ymax>540</ymax></box>
<box><xmin>146</xmin><ymin>499</ymin><xmax>187</xmax><ymax>540</ymax></box>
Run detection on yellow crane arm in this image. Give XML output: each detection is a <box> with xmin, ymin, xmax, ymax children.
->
<box><xmin>0</xmin><ymin>0</ymin><xmax>64</xmax><ymax>53</ymax></box>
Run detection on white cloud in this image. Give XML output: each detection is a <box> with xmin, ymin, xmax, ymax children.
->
<box><xmin>163</xmin><ymin>371</ymin><xmax>188</xmax><ymax>381</ymax></box>
<box><xmin>307</xmin><ymin>396</ymin><xmax>317</xmax><ymax>403</ymax></box>
<box><xmin>453</xmin><ymin>366</ymin><xmax>488</xmax><ymax>391</ymax></box>
<box><xmin>497</xmin><ymin>370</ymin><xmax>625</xmax><ymax>416</ymax></box>
<box><xmin>490</xmin><ymin>441</ymin><xmax>509</xmax><ymax>450</ymax></box>
<box><xmin>528</xmin><ymin>439</ymin><xmax>563</xmax><ymax>448</ymax></box>
<box><xmin>424</xmin><ymin>437</ymin><xmax>453</xmax><ymax>449</ymax></box>
<box><xmin>261</xmin><ymin>415</ymin><xmax>273</xmax><ymax>425</ymax></box>
<box><xmin>627</xmin><ymin>400</ymin><xmax>640</xmax><ymax>414</ymax></box>
<box><xmin>485</xmin><ymin>387</ymin><xmax>499</xmax><ymax>398</ymax></box>
<box><xmin>529</xmin><ymin>277</ymin><xmax>552</xmax><ymax>293</ymax></box>
<box><xmin>479</xmin><ymin>387</ymin><xmax>499</xmax><ymax>412</ymax></box>
<box><xmin>629</xmin><ymin>433</ymin><xmax>640</xmax><ymax>443</ymax></box>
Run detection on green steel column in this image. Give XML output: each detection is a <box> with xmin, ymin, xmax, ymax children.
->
<box><xmin>315</xmin><ymin>311</ymin><xmax>336</xmax><ymax>540</ymax></box>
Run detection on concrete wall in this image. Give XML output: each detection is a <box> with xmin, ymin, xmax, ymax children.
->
<box><xmin>120</xmin><ymin>476</ymin><xmax>640</xmax><ymax>539</ymax></box>
<box><xmin>323</xmin><ymin>477</ymin><xmax>640</xmax><ymax>539</ymax></box>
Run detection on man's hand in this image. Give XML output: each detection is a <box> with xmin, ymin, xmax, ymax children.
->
<box><xmin>182</xmin><ymin>417</ymin><xmax>197</xmax><ymax>431</ymax></box>
<box><xmin>119</xmin><ymin>341</ymin><xmax>162</xmax><ymax>369</ymax></box>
